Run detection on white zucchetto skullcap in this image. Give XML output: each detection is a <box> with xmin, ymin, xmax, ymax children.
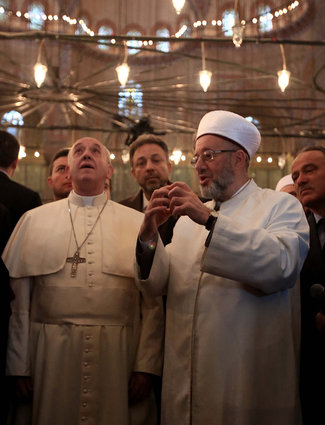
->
<box><xmin>196</xmin><ymin>110</ymin><xmax>261</xmax><ymax>159</ymax></box>
<box><xmin>275</xmin><ymin>174</ymin><xmax>294</xmax><ymax>192</ymax></box>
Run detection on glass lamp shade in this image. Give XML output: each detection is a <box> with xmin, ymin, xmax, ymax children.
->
<box><xmin>277</xmin><ymin>69</ymin><xmax>291</xmax><ymax>92</ymax></box>
<box><xmin>232</xmin><ymin>25</ymin><xmax>244</xmax><ymax>48</ymax></box>
<box><xmin>199</xmin><ymin>70</ymin><xmax>212</xmax><ymax>92</ymax></box>
<box><xmin>170</xmin><ymin>149</ymin><xmax>183</xmax><ymax>165</ymax></box>
<box><xmin>34</xmin><ymin>62</ymin><xmax>47</xmax><ymax>87</ymax></box>
<box><xmin>116</xmin><ymin>63</ymin><xmax>130</xmax><ymax>87</ymax></box>
<box><xmin>172</xmin><ymin>0</ymin><xmax>185</xmax><ymax>15</ymax></box>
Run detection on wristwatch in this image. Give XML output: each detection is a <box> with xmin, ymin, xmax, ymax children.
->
<box><xmin>205</xmin><ymin>210</ymin><xmax>219</xmax><ymax>231</ymax></box>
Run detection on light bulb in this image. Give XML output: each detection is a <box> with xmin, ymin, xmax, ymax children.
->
<box><xmin>121</xmin><ymin>149</ymin><xmax>130</xmax><ymax>164</ymax></box>
<box><xmin>199</xmin><ymin>70</ymin><xmax>212</xmax><ymax>92</ymax></box>
<box><xmin>18</xmin><ymin>146</ymin><xmax>26</xmax><ymax>159</ymax></box>
<box><xmin>277</xmin><ymin>69</ymin><xmax>290</xmax><ymax>92</ymax></box>
<box><xmin>278</xmin><ymin>154</ymin><xmax>286</xmax><ymax>169</ymax></box>
<box><xmin>172</xmin><ymin>0</ymin><xmax>185</xmax><ymax>15</ymax></box>
<box><xmin>116</xmin><ymin>63</ymin><xmax>130</xmax><ymax>87</ymax></box>
<box><xmin>170</xmin><ymin>149</ymin><xmax>183</xmax><ymax>165</ymax></box>
<box><xmin>232</xmin><ymin>25</ymin><xmax>244</xmax><ymax>48</ymax></box>
<box><xmin>34</xmin><ymin>62</ymin><xmax>48</xmax><ymax>88</ymax></box>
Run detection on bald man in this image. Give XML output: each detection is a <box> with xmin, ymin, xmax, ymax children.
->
<box><xmin>3</xmin><ymin>137</ymin><xmax>164</xmax><ymax>425</ymax></box>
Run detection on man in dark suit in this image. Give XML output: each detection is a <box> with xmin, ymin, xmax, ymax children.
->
<box><xmin>0</xmin><ymin>203</ymin><xmax>11</xmax><ymax>424</ymax></box>
<box><xmin>0</xmin><ymin>131</ymin><xmax>41</xmax><ymax>423</ymax></box>
<box><xmin>291</xmin><ymin>145</ymin><xmax>325</xmax><ymax>425</ymax></box>
<box><xmin>0</xmin><ymin>203</ymin><xmax>10</xmax><ymax>378</ymax></box>
<box><xmin>119</xmin><ymin>134</ymin><xmax>176</xmax><ymax>424</ymax></box>
<box><xmin>47</xmin><ymin>147</ymin><xmax>72</xmax><ymax>201</ymax></box>
<box><xmin>0</xmin><ymin>131</ymin><xmax>42</xmax><ymax>235</ymax></box>
<box><xmin>119</xmin><ymin>134</ymin><xmax>177</xmax><ymax>245</ymax></box>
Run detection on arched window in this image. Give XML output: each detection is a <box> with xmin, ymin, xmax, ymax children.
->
<box><xmin>258</xmin><ymin>5</ymin><xmax>273</xmax><ymax>33</ymax></box>
<box><xmin>28</xmin><ymin>3</ymin><xmax>45</xmax><ymax>30</ymax></box>
<box><xmin>118</xmin><ymin>82</ymin><xmax>143</xmax><ymax>118</ymax></box>
<box><xmin>98</xmin><ymin>25</ymin><xmax>114</xmax><ymax>50</ymax></box>
<box><xmin>156</xmin><ymin>28</ymin><xmax>170</xmax><ymax>53</ymax></box>
<box><xmin>0</xmin><ymin>0</ymin><xmax>10</xmax><ymax>22</ymax></box>
<box><xmin>222</xmin><ymin>9</ymin><xmax>235</xmax><ymax>36</ymax></box>
<box><xmin>126</xmin><ymin>30</ymin><xmax>142</xmax><ymax>55</ymax></box>
<box><xmin>1</xmin><ymin>110</ymin><xmax>24</xmax><ymax>137</ymax></box>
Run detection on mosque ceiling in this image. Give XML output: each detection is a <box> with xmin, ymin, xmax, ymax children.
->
<box><xmin>0</xmin><ymin>0</ymin><xmax>324</xmax><ymax>157</ymax></box>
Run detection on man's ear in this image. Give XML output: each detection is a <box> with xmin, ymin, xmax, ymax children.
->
<box><xmin>131</xmin><ymin>167</ymin><xmax>137</xmax><ymax>181</ymax></box>
<box><xmin>47</xmin><ymin>176</ymin><xmax>53</xmax><ymax>189</ymax></box>
<box><xmin>106</xmin><ymin>164</ymin><xmax>114</xmax><ymax>180</ymax></box>
<box><xmin>233</xmin><ymin>150</ymin><xmax>246</xmax><ymax>168</ymax></box>
<box><xmin>5</xmin><ymin>158</ymin><xmax>18</xmax><ymax>178</ymax></box>
<box><xmin>168</xmin><ymin>161</ymin><xmax>172</xmax><ymax>175</ymax></box>
<box><xmin>12</xmin><ymin>157</ymin><xmax>18</xmax><ymax>170</ymax></box>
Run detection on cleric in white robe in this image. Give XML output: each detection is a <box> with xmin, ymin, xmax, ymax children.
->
<box><xmin>3</xmin><ymin>138</ymin><xmax>164</xmax><ymax>425</ymax></box>
<box><xmin>135</xmin><ymin>111</ymin><xmax>309</xmax><ymax>425</ymax></box>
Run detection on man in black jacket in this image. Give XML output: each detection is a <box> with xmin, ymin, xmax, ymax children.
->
<box><xmin>119</xmin><ymin>134</ymin><xmax>177</xmax><ymax>245</ymax></box>
<box><xmin>291</xmin><ymin>145</ymin><xmax>325</xmax><ymax>425</ymax></box>
<box><xmin>0</xmin><ymin>130</ymin><xmax>41</xmax><ymax>423</ymax></box>
<box><xmin>0</xmin><ymin>131</ymin><xmax>42</xmax><ymax>235</ymax></box>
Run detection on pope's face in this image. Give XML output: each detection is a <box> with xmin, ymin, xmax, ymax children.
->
<box><xmin>68</xmin><ymin>138</ymin><xmax>113</xmax><ymax>196</ymax></box>
<box><xmin>194</xmin><ymin>134</ymin><xmax>237</xmax><ymax>201</ymax></box>
<box><xmin>291</xmin><ymin>150</ymin><xmax>325</xmax><ymax>212</ymax></box>
<box><xmin>47</xmin><ymin>155</ymin><xmax>72</xmax><ymax>201</ymax></box>
<box><xmin>131</xmin><ymin>143</ymin><xmax>171</xmax><ymax>199</ymax></box>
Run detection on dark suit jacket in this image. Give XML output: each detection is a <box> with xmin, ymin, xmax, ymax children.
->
<box><xmin>0</xmin><ymin>171</ymin><xmax>42</xmax><ymax>236</ymax></box>
<box><xmin>119</xmin><ymin>189</ymin><xmax>178</xmax><ymax>246</ymax></box>
<box><xmin>0</xmin><ymin>204</ymin><xmax>10</xmax><ymax>388</ymax></box>
<box><xmin>300</xmin><ymin>212</ymin><xmax>325</xmax><ymax>425</ymax></box>
<box><xmin>0</xmin><ymin>173</ymin><xmax>41</xmax><ymax>397</ymax></box>
<box><xmin>0</xmin><ymin>203</ymin><xmax>10</xmax><ymax>253</ymax></box>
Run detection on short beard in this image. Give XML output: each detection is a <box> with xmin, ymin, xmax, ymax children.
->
<box><xmin>143</xmin><ymin>179</ymin><xmax>167</xmax><ymax>197</ymax></box>
<box><xmin>200</xmin><ymin>159</ymin><xmax>234</xmax><ymax>202</ymax></box>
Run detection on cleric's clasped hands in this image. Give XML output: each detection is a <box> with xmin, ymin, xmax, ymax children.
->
<box><xmin>139</xmin><ymin>182</ymin><xmax>211</xmax><ymax>241</ymax></box>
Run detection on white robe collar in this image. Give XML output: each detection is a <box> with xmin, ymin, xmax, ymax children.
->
<box><xmin>69</xmin><ymin>190</ymin><xmax>107</xmax><ymax>207</ymax></box>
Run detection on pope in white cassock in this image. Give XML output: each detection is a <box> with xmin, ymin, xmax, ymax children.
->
<box><xmin>135</xmin><ymin>111</ymin><xmax>309</xmax><ymax>425</ymax></box>
<box><xmin>3</xmin><ymin>138</ymin><xmax>164</xmax><ymax>425</ymax></box>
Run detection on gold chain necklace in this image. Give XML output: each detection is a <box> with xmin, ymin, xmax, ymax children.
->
<box><xmin>66</xmin><ymin>198</ymin><xmax>108</xmax><ymax>277</ymax></box>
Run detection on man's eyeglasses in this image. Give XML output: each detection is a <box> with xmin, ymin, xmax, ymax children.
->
<box><xmin>190</xmin><ymin>149</ymin><xmax>237</xmax><ymax>167</ymax></box>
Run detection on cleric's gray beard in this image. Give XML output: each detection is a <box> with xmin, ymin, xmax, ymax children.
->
<box><xmin>199</xmin><ymin>160</ymin><xmax>234</xmax><ymax>202</ymax></box>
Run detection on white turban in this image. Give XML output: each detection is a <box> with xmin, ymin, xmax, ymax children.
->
<box><xmin>196</xmin><ymin>110</ymin><xmax>261</xmax><ymax>159</ymax></box>
<box><xmin>275</xmin><ymin>174</ymin><xmax>294</xmax><ymax>192</ymax></box>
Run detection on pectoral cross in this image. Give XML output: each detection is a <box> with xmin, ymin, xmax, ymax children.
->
<box><xmin>66</xmin><ymin>250</ymin><xmax>86</xmax><ymax>277</ymax></box>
